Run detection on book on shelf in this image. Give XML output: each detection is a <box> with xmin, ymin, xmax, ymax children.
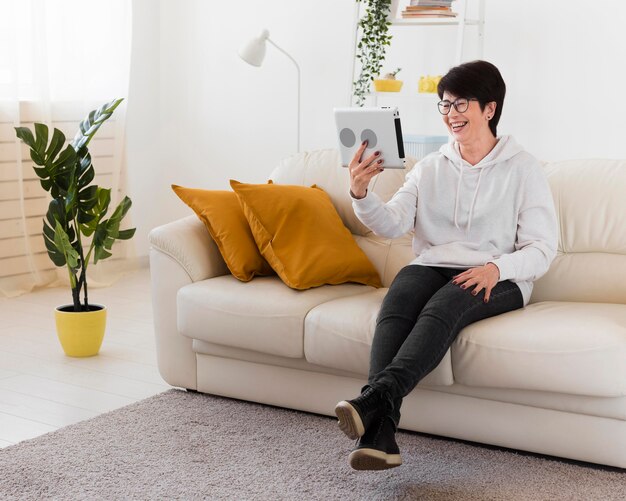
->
<box><xmin>409</xmin><ymin>0</ymin><xmax>455</xmax><ymax>7</ymax></box>
<box><xmin>401</xmin><ymin>7</ymin><xmax>457</xmax><ymax>18</ymax></box>
<box><xmin>406</xmin><ymin>6</ymin><xmax>452</xmax><ymax>10</ymax></box>
<box><xmin>404</xmin><ymin>7</ymin><xmax>452</xmax><ymax>14</ymax></box>
<box><xmin>401</xmin><ymin>13</ymin><xmax>458</xmax><ymax>18</ymax></box>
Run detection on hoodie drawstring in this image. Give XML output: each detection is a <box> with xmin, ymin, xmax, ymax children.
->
<box><xmin>466</xmin><ymin>167</ymin><xmax>484</xmax><ymax>234</ymax></box>
<box><xmin>453</xmin><ymin>164</ymin><xmax>464</xmax><ymax>230</ymax></box>
<box><xmin>454</xmin><ymin>163</ymin><xmax>485</xmax><ymax>234</ymax></box>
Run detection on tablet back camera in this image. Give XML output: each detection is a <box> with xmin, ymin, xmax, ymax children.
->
<box><xmin>360</xmin><ymin>129</ymin><xmax>377</xmax><ymax>148</ymax></box>
<box><xmin>339</xmin><ymin>128</ymin><xmax>356</xmax><ymax>148</ymax></box>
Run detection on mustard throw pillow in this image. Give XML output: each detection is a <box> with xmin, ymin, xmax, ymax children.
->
<box><xmin>172</xmin><ymin>185</ymin><xmax>274</xmax><ymax>281</ymax></box>
<box><xmin>229</xmin><ymin>179</ymin><xmax>382</xmax><ymax>290</ymax></box>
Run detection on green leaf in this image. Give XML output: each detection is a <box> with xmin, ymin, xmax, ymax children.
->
<box><xmin>90</xmin><ymin>194</ymin><xmax>133</xmax><ymax>263</ymax></box>
<box><xmin>15</xmin><ymin>127</ymin><xmax>36</xmax><ymax>149</ymax></box>
<box><xmin>80</xmin><ymin>187</ymin><xmax>110</xmax><ymax>237</ymax></box>
<box><xmin>41</xmin><ymin>178</ymin><xmax>53</xmax><ymax>191</ymax></box>
<box><xmin>54</xmin><ymin>220</ymin><xmax>80</xmax><ymax>270</ymax></box>
<box><xmin>43</xmin><ymin>209</ymin><xmax>67</xmax><ymax>267</ymax></box>
<box><xmin>30</xmin><ymin>150</ymin><xmax>45</xmax><ymax>166</ymax></box>
<box><xmin>43</xmin><ymin>236</ymin><xmax>66</xmax><ymax>266</ymax></box>
<box><xmin>77</xmin><ymin>211</ymin><xmax>96</xmax><ymax>225</ymax></box>
<box><xmin>117</xmin><ymin>228</ymin><xmax>136</xmax><ymax>240</ymax></box>
<box><xmin>94</xmin><ymin>246</ymin><xmax>112</xmax><ymax>263</ymax></box>
<box><xmin>78</xmin><ymin>165</ymin><xmax>95</xmax><ymax>189</ymax></box>
<box><xmin>47</xmin><ymin>199</ymin><xmax>66</xmax><ymax>225</ymax></box>
<box><xmin>53</xmin><ymin>145</ymin><xmax>77</xmax><ymax>170</ymax></box>
<box><xmin>78</xmin><ymin>185</ymin><xmax>98</xmax><ymax>202</ymax></box>
<box><xmin>43</xmin><ymin>219</ymin><xmax>55</xmax><ymax>241</ymax></box>
<box><xmin>71</xmin><ymin>98</ymin><xmax>124</xmax><ymax>151</ymax></box>
<box><xmin>65</xmin><ymin>182</ymin><xmax>78</xmax><ymax>216</ymax></box>
<box><xmin>45</xmin><ymin>128</ymin><xmax>66</xmax><ymax>161</ymax></box>
<box><xmin>33</xmin><ymin>166</ymin><xmax>47</xmax><ymax>179</ymax></box>
<box><xmin>34</xmin><ymin>123</ymin><xmax>48</xmax><ymax>154</ymax></box>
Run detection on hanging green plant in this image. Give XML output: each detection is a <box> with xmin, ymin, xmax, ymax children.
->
<box><xmin>353</xmin><ymin>0</ymin><xmax>393</xmax><ymax>107</ymax></box>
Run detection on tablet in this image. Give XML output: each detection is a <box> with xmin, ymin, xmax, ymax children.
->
<box><xmin>334</xmin><ymin>106</ymin><xmax>406</xmax><ymax>169</ymax></box>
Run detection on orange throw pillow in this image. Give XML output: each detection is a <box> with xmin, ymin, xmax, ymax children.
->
<box><xmin>172</xmin><ymin>185</ymin><xmax>274</xmax><ymax>281</ymax></box>
<box><xmin>230</xmin><ymin>179</ymin><xmax>382</xmax><ymax>290</ymax></box>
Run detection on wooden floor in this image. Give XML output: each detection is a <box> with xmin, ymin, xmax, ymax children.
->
<box><xmin>0</xmin><ymin>267</ymin><xmax>169</xmax><ymax>448</ymax></box>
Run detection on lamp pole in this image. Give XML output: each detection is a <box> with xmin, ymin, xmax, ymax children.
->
<box><xmin>266</xmin><ymin>38</ymin><xmax>300</xmax><ymax>153</ymax></box>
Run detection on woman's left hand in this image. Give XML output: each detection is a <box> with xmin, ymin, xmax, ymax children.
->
<box><xmin>452</xmin><ymin>263</ymin><xmax>501</xmax><ymax>303</ymax></box>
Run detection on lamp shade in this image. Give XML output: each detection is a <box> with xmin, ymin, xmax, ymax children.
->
<box><xmin>238</xmin><ymin>29</ymin><xmax>270</xmax><ymax>67</ymax></box>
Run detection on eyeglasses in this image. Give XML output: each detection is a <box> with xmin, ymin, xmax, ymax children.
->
<box><xmin>437</xmin><ymin>97</ymin><xmax>478</xmax><ymax>115</ymax></box>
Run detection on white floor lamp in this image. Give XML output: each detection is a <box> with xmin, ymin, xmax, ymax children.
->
<box><xmin>238</xmin><ymin>29</ymin><xmax>301</xmax><ymax>153</ymax></box>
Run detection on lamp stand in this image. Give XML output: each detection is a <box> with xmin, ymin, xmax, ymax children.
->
<box><xmin>266</xmin><ymin>38</ymin><xmax>301</xmax><ymax>153</ymax></box>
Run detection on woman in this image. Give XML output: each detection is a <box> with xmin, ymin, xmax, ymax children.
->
<box><xmin>335</xmin><ymin>60</ymin><xmax>558</xmax><ymax>471</ymax></box>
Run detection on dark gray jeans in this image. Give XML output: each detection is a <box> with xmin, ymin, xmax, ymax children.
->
<box><xmin>367</xmin><ymin>264</ymin><xmax>524</xmax><ymax>427</ymax></box>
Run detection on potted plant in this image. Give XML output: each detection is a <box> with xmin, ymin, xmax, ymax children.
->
<box><xmin>15</xmin><ymin>98</ymin><xmax>135</xmax><ymax>357</ymax></box>
<box><xmin>373</xmin><ymin>67</ymin><xmax>403</xmax><ymax>92</ymax></box>
<box><xmin>353</xmin><ymin>0</ymin><xmax>395</xmax><ymax>106</ymax></box>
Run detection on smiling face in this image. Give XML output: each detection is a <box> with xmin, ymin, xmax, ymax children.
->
<box><xmin>442</xmin><ymin>91</ymin><xmax>496</xmax><ymax>145</ymax></box>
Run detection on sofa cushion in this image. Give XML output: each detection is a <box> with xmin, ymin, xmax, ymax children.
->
<box><xmin>303</xmin><ymin>289</ymin><xmax>454</xmax><ymax>387</ymax></box>
<box><xmin>353</xmin><ymin>234</ymin><xmax>416</xmax><ymax>287</ymax></box>
<box><xmin>452</xmin><ymin>301</ymin><xmax>626</xmax><ymax>397</ymax></box>
<box><xmin>531</xmin><ymin>159</ymin><xmax>626</xmax><ymax>305</ymax></box>
<box><xmin>177</xmin><ymin>275</ymin><xmax>375</xmax><ymax>358</ymax></box>
<box><xmin>230</xmin><ymin>179</ymin><xmax>382</xmax><ymax>290</ymax></box>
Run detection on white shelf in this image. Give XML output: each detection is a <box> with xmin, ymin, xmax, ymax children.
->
<box><xmin>391</xmin><ymin>18</ymin><xmax>481</xmax><ymax>26</ymax></box>
<box><xmin>365</xmin><ymin>92</ymin><xmax>439</xmax><ymax>98</ymax></box>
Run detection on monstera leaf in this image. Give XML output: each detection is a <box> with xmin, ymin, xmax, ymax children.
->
<box><xmin>53</xmin><ymin>221</ymin><xmax>80</xmax><ymax>289</ymax></box>
<box><xmin>80</xmin><ymin>187</ymin><xmax>111</xmax><ymax>237</ymax></box>
<box><xmin>15</xmin><ymin>125</ymin><xmax>77</xmax><ymax>196</ymax></box>
<box><xmin>71</xmin><ymin>98</ymin><xmax>123</xmax><ymax>151</ymax></box>
<box><xmin>43</xmin><ymin>199</ymin><xmax>75</xmax><ymax>267</ymax></box>
<box><xmin>92</xmin><ymin>196</ymin><xmax>135</xmax><ymax>264</ymax></box>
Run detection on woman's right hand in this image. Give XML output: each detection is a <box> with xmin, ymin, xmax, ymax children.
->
<box><xmin>349</xmin><ymin>140</ymin><xmax>384</xmax><ymax>199</ymax></box>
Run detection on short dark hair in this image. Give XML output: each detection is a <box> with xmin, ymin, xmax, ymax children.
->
<box><xmin>437</xmin><ymin>60</ymin><xmax>506</xmax><ymax>137</ymax></box>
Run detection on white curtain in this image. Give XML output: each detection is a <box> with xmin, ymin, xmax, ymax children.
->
<box><xmin>0</xmin><ymin>0</ymin><xmax>133</xmax><ymax>298</ymax></box>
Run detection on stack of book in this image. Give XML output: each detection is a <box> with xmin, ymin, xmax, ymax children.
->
<box><xmin>401</xmin><ymin>0</ymin><xmax>457</xmax><ymax>18</ymax></box>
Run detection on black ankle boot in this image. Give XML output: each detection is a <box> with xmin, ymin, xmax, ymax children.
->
<box><xmin>348</xmin><ymin>414</ymin><xmax>402</xmax><ymax>471</ymax></box>
<box><xmin>334</xmin><ymin>386</ymin><xmax>393</xmax><ymax>440</ymax></box>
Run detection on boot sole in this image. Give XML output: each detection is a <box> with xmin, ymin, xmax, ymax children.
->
<box><xmin>348</xmin><ymin>448</ymin><xmax>402</xmax><ymax>470</ymax></box>
<box><xmin>334</xmin><ymin>401</ymin><xmax>365</xmax><ymax>440</ymax></box>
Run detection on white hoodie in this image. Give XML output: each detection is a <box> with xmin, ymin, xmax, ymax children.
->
<box><xmin>350</xmin><ymin>135</ymin><xmax>558</xmax><ymax>306</ymax></box>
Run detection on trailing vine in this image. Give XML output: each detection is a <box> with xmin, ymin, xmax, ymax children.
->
<box><xmin>354</xmin><ymin>0</ymin><xmax>393</xmax><ymax>106</ymax></box>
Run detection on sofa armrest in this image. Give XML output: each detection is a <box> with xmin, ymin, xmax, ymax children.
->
<box><xmin>148</xmin><ymin>215</ymin><xmax>229</xmax><ymax>282</ymax></box>
<box><xmin>148</xmin><ymin>216</ymin><xmax>229</xmax><ymax>390</ymax></box>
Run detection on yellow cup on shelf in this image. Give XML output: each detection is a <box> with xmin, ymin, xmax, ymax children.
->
<box><xmin>373</xmin><ymin>79</ymin><xmax>403</xmax><ymax>92</ymax></box>
<box><xmin>418</xmin><ymin>75</ymin><xmax>442</xmax><ymax>93</ymax></box>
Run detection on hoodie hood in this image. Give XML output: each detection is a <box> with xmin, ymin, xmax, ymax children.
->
<box><xmin>439</xmin><ymin>135</ymin><xmax>524</xmax><ymax>233</ymax></box>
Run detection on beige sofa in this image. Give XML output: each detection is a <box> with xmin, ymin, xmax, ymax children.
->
<box><xmin>149</xmin><ymin>150</ymin><xmax>626</xmax><ymax>469</ymax></box>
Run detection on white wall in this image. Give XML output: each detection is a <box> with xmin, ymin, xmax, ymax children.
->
<box><xmin>484</xmin><ymin>1</ymin><xmax>625</xmax><ymax>161</ymax></box>
<box><xmin>125</xmin><ymin>0</ymin><xmax>626</xmax><ymax>257</ymax></box>
<box><xmin>126</xmin><ymin>0</ymin><xmax>162</xmax><ymax>257</ymax></box>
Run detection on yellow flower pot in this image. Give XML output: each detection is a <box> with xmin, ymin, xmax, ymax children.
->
<box><xmin>373</xmin><ymin>79</ymin><xmax>403</xmax><ymax>92</ymax></box>
<box><xmin>55</xmin><ymin>304</ymin><xmax>107</xmax><ymax>357</ymax></box>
